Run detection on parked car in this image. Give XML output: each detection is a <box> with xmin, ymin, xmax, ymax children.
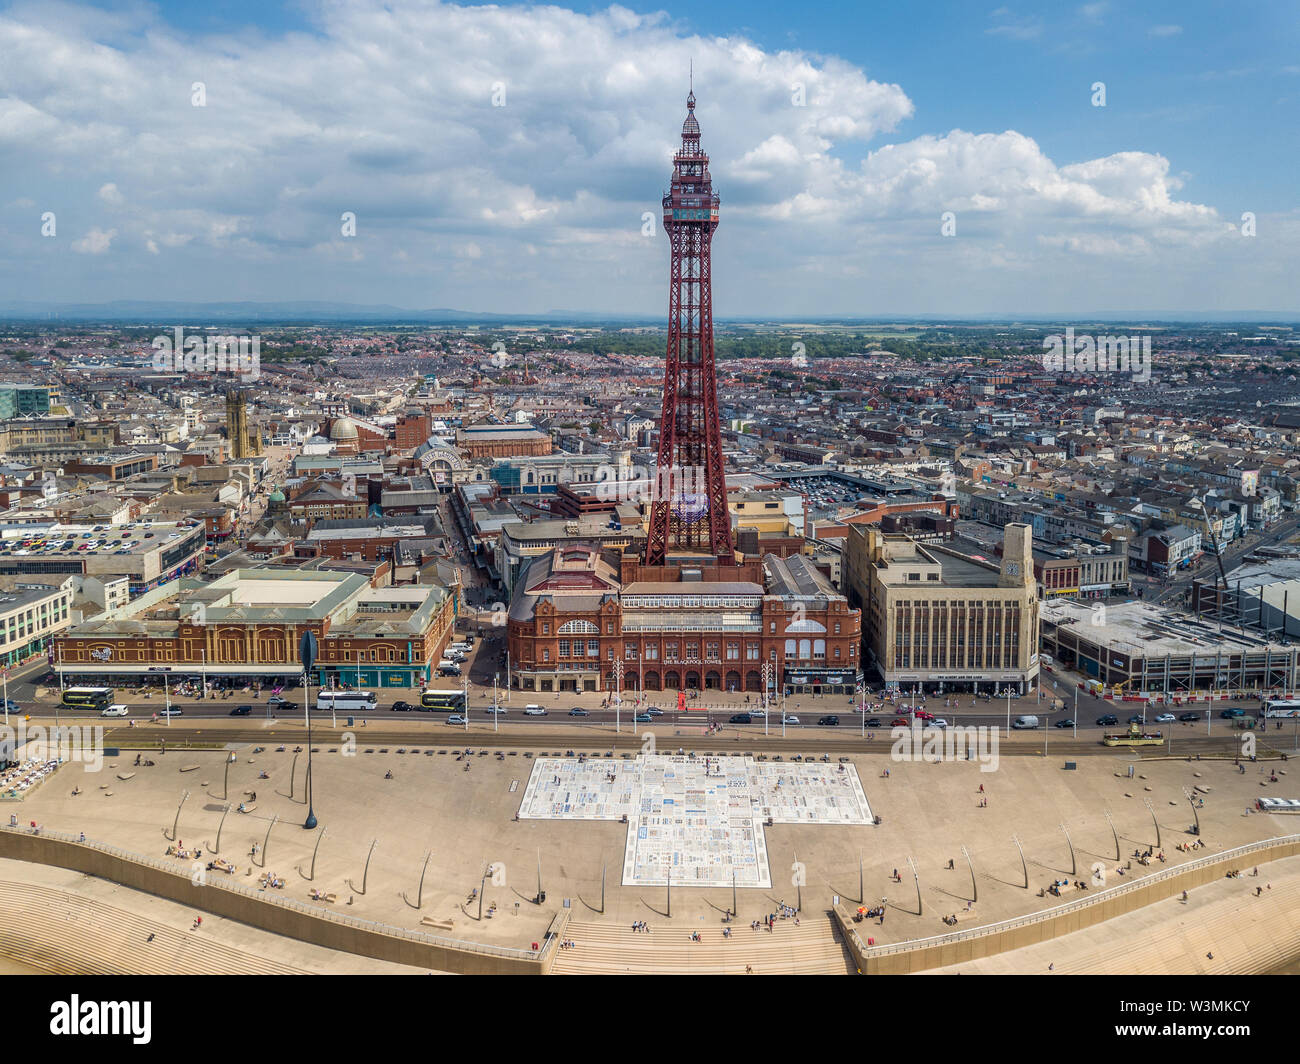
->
<box><xmin>817</xmin><ymin>715</ymin><xmax>840</xmax><ymax>727</ymax></box>
<box><xmin>230</xmin><ymin>705</ymin><xmax>252</xmax><ymax>717</ymax></box>
<box><xmin>568</xmin><ymin>707</ymin><xmax>589</xmax><ymax>716</ymax></box>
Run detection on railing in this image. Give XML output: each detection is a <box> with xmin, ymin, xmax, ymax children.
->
<box><xmin>862</xmin><ymin>832</ymin><xmax>1300</xmax><ymax>958</ymax></box>
<box><xmin>0</xmin><ymin>824</ymin><xmax>542</xmax><ymax>962</ymax></box>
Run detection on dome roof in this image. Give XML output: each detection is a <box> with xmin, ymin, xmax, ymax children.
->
<box><xmin>268</xmin><ymin>487</ymin><xmax>285</xmax><ymax>503</ymax></box>
<box><xmin>329</xmin><ymin>417</ymin><xmax>358</xmax><ymax>440</ymax></box>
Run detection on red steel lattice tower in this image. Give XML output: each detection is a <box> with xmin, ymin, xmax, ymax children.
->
<box><xmin>645</xmin><ymin>85</ymin><xmax>733</xmax><ymax>566</ymax></box>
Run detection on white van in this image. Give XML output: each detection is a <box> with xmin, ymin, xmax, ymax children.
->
<box><xmin>524</xmin><ymin>705</ymin><xmax>547</xmax><ymax>716</ymax></box>
<box><xmin>100</xmin><ymin>704</ymin><xmax>130</xmax><ymax>717</ymax></box>
<box><xmin>1012</xmin><ymin>715</ymin><xmax>1040</xmax><ymax>729</ymax></box>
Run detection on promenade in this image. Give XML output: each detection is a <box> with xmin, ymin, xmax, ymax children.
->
<box><xmin>2</xmin><ymin>710</ymin><xmax>1294</xmax><ymax>973</ymax></box>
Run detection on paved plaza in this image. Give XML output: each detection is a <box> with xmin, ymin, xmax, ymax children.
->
<box><xmin>517</xmin><ymin>753</ymin><xmax>873</xmax><ymax>887</ymax></box>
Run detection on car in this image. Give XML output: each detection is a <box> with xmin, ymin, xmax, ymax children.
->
<box><xmin>484</xmin><ymin>706</ymin><xmax>507</xmax><ymax>715</ymax></box>
<box><xmin>644</xmin><ymin>707</ymin><xmax>664</xmax><ymax>716</ymax></box>
<box><xmin>928</xmin><ymin>718</ymin><xmax>948</xmax><ymax>729</ymax></box>
<box><xmin>1220</xmin><ymin>708</ymin><xmax>1246</xmax><ymax>719</ymax></box>
<box><xmin>159</xmin><ymin>707</ymin><xmax>183</xmax><ymax>717</ymax></box>
<box><xmin>267</xmin><ymin>695</ymin><xmax>288</xmax><ymax>707</ymax></box>
<box><xmin>781</xmin><ymin>715</ymin><xmax>800</xmax><ymax>725</ymax></box>
<box><xmin>746</xmin><ymin>708</ymin><xmax>766</xmax><ymax>718</ymax></box>
<box><xmin>865</xmin><ymin>717</ymin><xmax>882</xmax><ymax>728</ymax></box>
<box><xmin>729</xmin><ymin>713</ymin><xmax>752</xmax><ymax>724</ymax></box>
<box><xmin>1096</xmin><ymin>714</ymin><xmax>1119</xmax><ymax>726</ymax></box>
<box><xmin>446</xmin><ymin>714</ymin><xmax>467</xmax><ymax>725</ymax></box>
<box><xmin>1054</xmin><ymin>718</ymin><xmax>1075</xmax><ymax>729</ymax></box>
<box><xmin>1127</xmin><ymin>715</ymin><xmax>1145</xmax><ymax>725</ymax></box>
<box><xmin>817</xmin><ymin>715</ymin><xmax>840</xmax><ymax>727</ymax></box>
<box><xmin>890</xmin><ymin>717</ymin><xmax>910</xmax><ymax>727</ymax></box>
<box><xmin>230</xmin><ymin>705</ymin><xmax>252</xmax><ymax>716</ymax></box>
<box><xmin>634</xmin><ymin>713</ymin><xmax>653</xmax><ymax>723</ymax></box>
<box><xmin>1178</xmin><ymin>712</ymin><xmax>1200</xmax><ymax>722</ymax></box>
<box><xmin>2</xmin><ymin>698</ymin><xmax>19</xmax><ymax>712</ymax></box>
<box><xmin>1154</xmin><ymin>713</ymin><xmax>1176</xmax><ymax>723</ymax></box>
<box><xmin>391</xmin><ymin>701</ymin><xmax>415</xmax><ymax>712</ymax></box>
<box><xmin>523</xmin><ymin>707</ymin><xmax>548</xmax><ymax>716</ymax></box>
<box><xmin>914</xmin><ymin>709</ymin><xmax>934</xmax><ymax>721</ymax></box>
<box><xmin>568</xmin><ymin>707</ymin><xmax>589</xmax><ymax>716</ymax></box>
<box><xmin>100</xmin><ymin>704</ymin><xmax>129</xmax><ymax>717</ymax></box>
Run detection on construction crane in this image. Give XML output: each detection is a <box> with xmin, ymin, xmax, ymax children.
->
<box><xmin>1191</xmin><ymin>496</ymin><xmax>1230</xmax><ymax>590</ymax></box>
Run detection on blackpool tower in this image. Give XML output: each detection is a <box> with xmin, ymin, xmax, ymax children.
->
<box><xmin>645</xmin><ymin>84</ymin><xmax>734</xmax><ymax>566</ymax></box>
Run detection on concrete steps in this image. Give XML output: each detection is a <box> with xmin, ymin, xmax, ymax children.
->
<box><xmin>551</xmin><ymin>912</ymin><xmax>854</xmax><ymax>975</ymax></box>
<box><xmin>0</xmin><ymin>881</ymin><xmax>306</xmax><ymax>975</ymax></box>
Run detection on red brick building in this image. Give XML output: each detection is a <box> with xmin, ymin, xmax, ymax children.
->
<box><xmin>507</xmin><ymin>546</ymin><xmax>861</xmax><ymax>695</ymax></box>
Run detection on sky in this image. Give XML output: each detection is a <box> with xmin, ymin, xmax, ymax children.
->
<box><xmin>0</xmin><ymin>0</ymin><xmax>1296</xmax><ymax>318</ymax></box>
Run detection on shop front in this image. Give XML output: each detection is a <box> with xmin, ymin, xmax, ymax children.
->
<box><xmin>783</xmin><ymin>666</ymin><xmax>861</xmax><ymax>696</ymax></box>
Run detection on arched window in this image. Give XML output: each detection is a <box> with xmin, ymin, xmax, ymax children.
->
<box><xmin>558</xmin><ymin>619</ymin><xmax>599</xmax><ymax>634</ymax></box>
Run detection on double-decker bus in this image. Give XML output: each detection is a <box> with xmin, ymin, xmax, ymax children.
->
<box><xmin>315</xmin><ymin>690</ymin><xmax>377</xmax><ymax>713</ymax></box>
<box><xmin>421</xmin><ymin>688</ymin><xmax>467</xmax><ymax>712</ymax></box>
<box><xmin>62</xmin><ymin>686</ymin><xmax>114</xmax><ymax>709</ymax></box>
<box><xmin>1263</xmin><ymin>699</ymin><xmax>1300</xmax><ymax>718</ymax></box>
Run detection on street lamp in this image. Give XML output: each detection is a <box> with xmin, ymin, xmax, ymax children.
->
<box><xmin>613</xmin><ymin>658</ymin><xmax>623</xmax><ymax>735</ymax></box>
<box><xmin>299</xmin><ymin>631</ymin><xmax>319</xmax><ymax>831</ymax></box>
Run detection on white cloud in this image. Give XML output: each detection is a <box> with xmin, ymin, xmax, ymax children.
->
<box><xmin>1148</xmin><ymin>24</ymin><xmax>1183</xmax><ymax>37</ymax></box>
<box><xmin>0</xmin><ymin>0</ymin><xmax>1288</xmax><ymax>314</ymax></box>
<box><xmin>72</xmin><ymin>226</ymin><xmax>115</xmax><ymax>254</ymax></box>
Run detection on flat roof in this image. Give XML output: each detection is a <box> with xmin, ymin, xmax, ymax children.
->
<box><xmin>1042</xmin><ymin>599</ymin><xmax>1291</xmax><ymax>657</ymax></box>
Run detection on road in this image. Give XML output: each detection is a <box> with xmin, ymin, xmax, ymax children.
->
<box><xmin>51</xmin><ymin>720</ymin><xmax>1293</xmax><ymax>760</ymax></box>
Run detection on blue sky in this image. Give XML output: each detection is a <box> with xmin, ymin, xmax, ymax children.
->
<box><xmin>2</xmin><ymin>0</ymin><xmax>1296</xmax><ymax>316</ymax></box>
